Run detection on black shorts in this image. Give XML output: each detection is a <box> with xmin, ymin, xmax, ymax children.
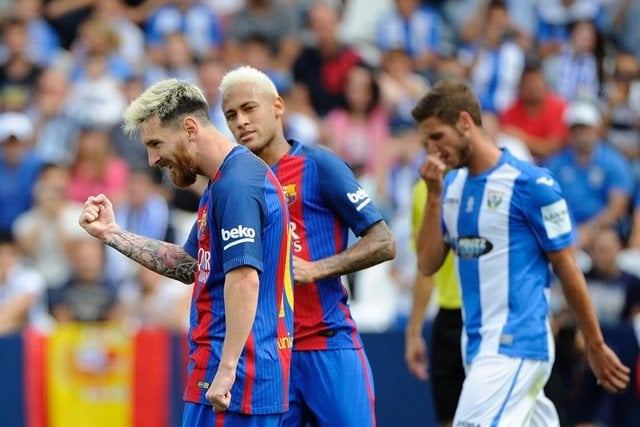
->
<box><xmin>430</xmin><ymin>307</ymin><xmax>464</xmax><ymax>423</ymax></box>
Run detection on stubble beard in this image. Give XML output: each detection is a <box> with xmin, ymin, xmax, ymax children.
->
<box><xmin>169</xmin><ymin>142</ymin><xmax>198</xmax><ymax>188</ymax></box>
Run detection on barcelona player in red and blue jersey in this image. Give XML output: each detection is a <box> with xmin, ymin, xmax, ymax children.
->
<box><xmin>78</xmin><ymin>79</ymin><xmax>294</xmax><ymax>427</ymax></box>
<box><xmin>220</xmin><ymin>66</ymin><xmax>396</xmax><ymax>427</ymax></box>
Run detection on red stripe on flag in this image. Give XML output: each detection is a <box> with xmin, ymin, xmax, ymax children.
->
<box><xmin>23</xmin><ymin>328</ymin><xmax>47</xmax><ymax>427</ymax></box>
<box><xmin>133</xmin><ymin>329</ymin><xmax>170</xmax><ymax>427</ymax></box>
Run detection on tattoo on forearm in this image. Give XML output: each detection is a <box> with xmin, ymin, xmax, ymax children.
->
<box><xmin>106</xmin><ymin>229</ymin><xmax>197</xmax><ymax>283</ymax></box>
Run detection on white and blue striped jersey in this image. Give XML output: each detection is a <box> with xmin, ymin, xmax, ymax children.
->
<box><xmin>441</xmin><ymin>149</ymin><xmax>573</xmax><ymax>365</ymax></box>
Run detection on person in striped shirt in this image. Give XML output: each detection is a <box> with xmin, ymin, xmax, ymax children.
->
<box><xmin>78</xmin><ymin>79</ymin><xmax>294</xmax><ymax>427</ymax></box>
<box><xmin>219</xmin><ymin>65</ymin><xmax>396</xmax><ymax>427</ymax></box>
<box><xmin>412</xmin><ymin>79</ymin><xmax>629</xmax><ymax>426</ymax></box>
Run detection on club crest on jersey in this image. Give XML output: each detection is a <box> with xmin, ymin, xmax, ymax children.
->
<box><xmin>486</xmin><ymin>191</ymin><xmax>504</xmax><ymax>210</ymax></box>
<box><xmin>455</xmin><ymin>236</ymin><xmax>493</xmax><ymax>258</ymax></box>
<box><xmin>282</xmin><ymin>184</ymin><xmax>297</xmax><ymax>205</ymax></box>
<box><xmin>197</xmin><ymin>208</ymin><xmax>207</xmax><ymax>238</ymax></box>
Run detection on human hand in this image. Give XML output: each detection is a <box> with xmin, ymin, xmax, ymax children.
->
<box><xmin>78</xmin><ymin>193</ymin><xmax>118</xmax><ymax>241</ymax></box>
<box><xmin>206</xmin><ymin>369</ymin><xmax>235</xmax><ymax>412</ymax></box>
<box><xmin>405</xmin><ymin>331</ymin><xmax>429</xmax><ymax>381</ymax></box>
<box><xmin>585</xmin><ymin>342</ymin><xmax>630</xmax><ymax>394</ymax></box>
<box><xmin>292</xmin><ymin>256</ymin><xmax>320</xmax><ymax>284</ymax></box>
<box><xmin>419</xmin><ymin>155</ymin><xmax>446</xmax><ymax>195</ymax></box>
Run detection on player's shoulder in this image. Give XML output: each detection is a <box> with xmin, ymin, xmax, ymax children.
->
<box><xmin>290</xmin><ymin>140</ymin><xmax>349</xmax><ymax>169</ymax></box>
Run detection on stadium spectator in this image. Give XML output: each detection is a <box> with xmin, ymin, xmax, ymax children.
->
<box><xmin>66</xmin><ymin>125</ymin><xmax>130</xmax><ymax>206</ymax></box>
<box><xmin>104</xmin><ymin>166</ymin><xmax>171</xmax><ymax>284</ymax></box>
<box><xmin>12</xmin><ymin>163</ymin><xmax>84</xmax><ymax>298</ymax></box>
<box><xmin>49</xmin><ymin>237</ymin><xmax>124</xmax><ymax>322</ymax></box>
<box><xmin>544</xmin><ymin>101</ymin><xmax>634</xmax><ymax>249</ymax></box>
<box><xmin>219</xmin><ymin>65</ymin><xmax>396</xmax><ymax>427</ymax></box>
<box><xmin>413</xmin><ymin>79</ymin><xmax>629</xmax><ymax>425</ymax></box>
<box><xmin>322</xmin><ymin>65</ymin><xmax>391</xmax><ymax>198</ymax></box>
<box><xmin>0</xmin><ymin>17</ymin><xmax>43</xmax><ymax>112</ymax></box>
<box><xmin>142</xmin><ymin>32</ymin><xmax>199</xmax><ymax>88</ymax></box>
<box><xmin>292</xmin><ymin>2</ymin><xmax>363</xmax><ymax>117</ymax></box>
<box><xmin>0</xmin><ymin>111</ymin><xmax>42</xmax><ymax>236</ymax></box>
<box><xmin>375</xmin><ymin>0</ymin><xmax>446</xmax><ymax>78</ymax></box>
<box><xmin>462</xmin><ymin>0</ymin><xmax>525</xmax><ymax>115</ymax></box>
<box><xmin>0</xmin><ymin>231</ymin><xmax>49</xmax><ymax>336</ymax></box>
<box><xmin>542</xmin><ymin>19</ymin><xmax>602</xmax><ymax>104</ymax></box>
<box><xmin>534</xmin><ymin>0</ymin><xmax>604</xmax><ymax>58</ymax></box>
<box><xmin>25</xmin><ymin>67</ymin><xmax>79</xmax><ymax>165</ymax></box>
<box><xmin>144</xmin><ymin>0</ymin><xmax>224</xmax><ymax>62</ymax></box>
<box><xmin>119</xmin><ymin>266</ymin><xmax>190</xmax><ymax>332</ymax></box>
<box><xmin>500</xmin><ymin>57</ymin><xmax>568</xmax><ymax>163</ymax></box>
<box><xmin>12</xmin><ymin>0</ymin><xmax>63</xmax><ymax>68</ymax></box>
<box><xmin>225</xmin><ymin>0</ymin><xmax>301</xmax><ymax>73</ymax></box>
<box><xmin>561</xmin><ymin>229</ymin><xmax>640</xmax><ymax>426</ymax></box>
<box><xmin>78</xmin><ymin>78</ymin><xmax>294</xmax><ymax>423</ymax></box>
<box><xmin>601</xmin><ymin>50</ymin><xmax>640</xmax><ymax>180</ymax></box>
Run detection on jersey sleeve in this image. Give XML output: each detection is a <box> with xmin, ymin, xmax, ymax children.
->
<box><xmin>314</xmin><ymin>150</ymin><xmax>384</xmax><ymax>236</ymax></box>
<box><xmin>212</xmin><ymin>174</ymin><xmax>264</xmax><ymax>274</ymax></box>
<box><xmin>520</xmin><ymin>168</ymin><xmax>575</xmax><ymax>252</ymax></box>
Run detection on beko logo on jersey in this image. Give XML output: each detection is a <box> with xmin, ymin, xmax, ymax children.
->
<box><xmin>455</xmin><ymin>236</ymin><xmax>493</xmax><ymax>258</ymax></box>
<box><xmin>347</xmin><ymin>187</ymin><xmax>372</xmax><ymax>211</ymax></box>
<box><xmin>221</xmin><ymin>225</ymin><xmax>256</xmax><ymax>250</ymax></box>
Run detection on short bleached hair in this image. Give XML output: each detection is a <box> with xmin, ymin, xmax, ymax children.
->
<box><xmin>218</xmin><ymin>65</ymin><xmax>279</xmax><ymax>100</ymax></box>
<box><xmin>122</xmin><ymin>79</ymin><xmax>209</xmax><ymax>137</ymax></box>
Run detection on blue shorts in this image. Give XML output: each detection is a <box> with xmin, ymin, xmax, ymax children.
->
<box><xmin>283</xmin><ymin>348</ymin><xmax>376</xmax><ymax>427</ymax></box>
<box><xmin>182</xmin><ymin>402</ymin><xmax>284</xmax><ymax>427</ymax></box>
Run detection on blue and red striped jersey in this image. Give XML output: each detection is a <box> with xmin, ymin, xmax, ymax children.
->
<box><xmin>183</xmin><ymin>145</ymin><xmax>294</xmax><ymax>414</ymax></box>
<box><xmin>273</xmin><ymin>140</ymin><xmax>383</xmax><ymax>350</ymax></box>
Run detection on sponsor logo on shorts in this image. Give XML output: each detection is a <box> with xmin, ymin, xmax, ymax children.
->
<box><xmin>221</xmin><ymin>225</ymin><xmax>256</xmax><ymax>250</ymax></box>
<box><xmin>455</xmin><ymin>236</ymin><xmax>493</xmax><ymax>258</ymax></box>
<box><xmin>197</xmin><ymin>380</ymin><xmax>210</xmax><ymax>390</ymax></box>
<box><xmin>346</xmin><ymin>187</ymin><xmax>371</xmax><ymax>211</ymax></box>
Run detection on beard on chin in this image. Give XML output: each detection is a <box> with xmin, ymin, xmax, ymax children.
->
<box><xmin>169</xmin><ymin>143</ymin><xmax>198</xmax><ymax>188</ymax></box>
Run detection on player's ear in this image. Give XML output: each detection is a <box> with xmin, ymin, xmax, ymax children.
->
<box><xmin>457</xmin><ymin>111</ymin><xmax>474</xmax><ymax>132</ymax></box>
<box><xmin>274</xmin><ymin>96</ymin><xmax>285</xmax><ymax>119</ymax></box>
<box><xmin>183</xmin><ymin>116</ymin><xmax>199</xmax><ymax>141</ymax></box>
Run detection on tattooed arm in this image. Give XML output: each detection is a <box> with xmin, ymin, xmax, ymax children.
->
<box><xmin>79</xmin><ymin>193</ymin><xmax>196</xmax><ymax>284</ymax></box>
<box><xmin>292</xmin><ymin>221</ymin><xmax>396</xmax><ymax>283</ymax></box>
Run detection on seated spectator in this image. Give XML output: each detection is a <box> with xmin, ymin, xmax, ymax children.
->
<box><xmin>535</xmin><ymin>0</ymin><xmax>603</xmax><ymax>58</ymax></box>
<box><xmin>12</xmin><ymin>163</ymin><xmax>84</xmax><ymax>297</ymax></box>
<box><xmin>565</xmin><ymin>229</ymin><xmax>640</xmax><ymax>426</ymax></box>
<box><xmin>143</xmin><ymin>32</ymin><xmax>199</xmax><ymax>88</ymax></box>
<box><xmin>377</xmin><ymin>48</ymin><xmax>430</xmax><ymax>134</ymax></box>
<box><xmin>542</xmin><ymin>19</ymin><xmax>601</xmax><ymax>104</ymax></box>
<box><xmin>321</xmin><ymin>65</ymin><xmax>390</xmax><ymax>198</ymax></box>
<box><xmin>226</xmin><ymin>0</ymin><xmax>301</xmax><ymax>73</ymax></box>
<box><xmin>601</xmin><ymin>50</ymin><xmax>640</xmax><ymax>181</ymax></box>
<box><xmin>50</xmin><ymin>237</ymin><xmax>124</xmax><ymax>322</ymax></box>
<box><xmin>13</xmin><ymin>0</ymin><xmax>64</xmax><ymax>68</ymax></box>
<box><xmin>0</xmin><ymin>111</ymin><xmax>43</xmax><ymax>235</ymax></box>
<box><xmin>66</xmin><ymin>125</ymin><xmax>130</xmax><ymax>206</ymax></box>
<box><xmin>26</xmin><ymin>67</ymin><xmax>80</xmax><ymax>165</ymax></box>
<box><xmin>544</xmin><ymin>101</ymin><xmax>634</xmax><ymax>248</ymax></box>
<box><xmin>292</xmin><ymin>2</ymin><xmax>363</xmax><ymax>117</ymax></box>
<box><xmin>500</xmin><ymin>58</ymin><xmax>568</xmax><ymax>163</ymax></box>
<box><xmin>375</xmin><ymin>0</ymin><xmax>446</xmax><ymax>78</ymax></box>
<box><xmin>144</xmin><ymin>0</ymin><xmax>224</xmax><ymax>62</ymax></box>
<box><xmin>105</xmin><ymin>167</ymin><xmax>171</xmax><ymax>284</ymax></box>
<box><xmin>119</xmin><ymin>266</ymin><xmax>191</xmax><ymax>332</ymax></box>
<box><xmin>0</xmin><ymin>17</ymin><xmax>43</xmax><ymax>111</ymax></box>
<box><xmin>462</xmin><ymin>0</ymin><xmax>525</xmax><ymax>115</ymax></box>
<box><xmin>0</xmin><ymin>231</ymin><xmax>49</xmax><ymax>336</ymax></box>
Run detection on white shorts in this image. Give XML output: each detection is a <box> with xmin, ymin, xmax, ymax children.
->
<box><xmin>453</xmin><ymin>354</ymin><xmax>560</xmax><ymax>427</ymax></box>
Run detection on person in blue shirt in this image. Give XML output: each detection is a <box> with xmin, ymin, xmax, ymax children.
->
<box><xmin>78</xmin><ymin>79</ymin><xmax>293</xmax><ymax>427</ymax></box>
<box><xmin>412</xmin><ymin>79</ymin><xmax>629</xmax><ymax>426</ymax></box>
<box><xmin>545</xmin><ymin>100</ymin><xmax>634</xmax><ymax>249</ymax></box>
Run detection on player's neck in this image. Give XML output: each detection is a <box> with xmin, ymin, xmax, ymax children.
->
<box><xmin>260</xmin><ymin>136</ymin><xmax>290</xmax><ymax>167</ymax></box>
<box><xmin>468</xmin><ymin>137</ymin><xmax>502</xmax><ymax>176</ymax></box>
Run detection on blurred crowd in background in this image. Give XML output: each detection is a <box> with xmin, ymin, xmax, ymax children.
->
<box><xmin>1</xmin><ymin>0</ymin><xmax>640</xmax><ymax>424</ymax></box>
